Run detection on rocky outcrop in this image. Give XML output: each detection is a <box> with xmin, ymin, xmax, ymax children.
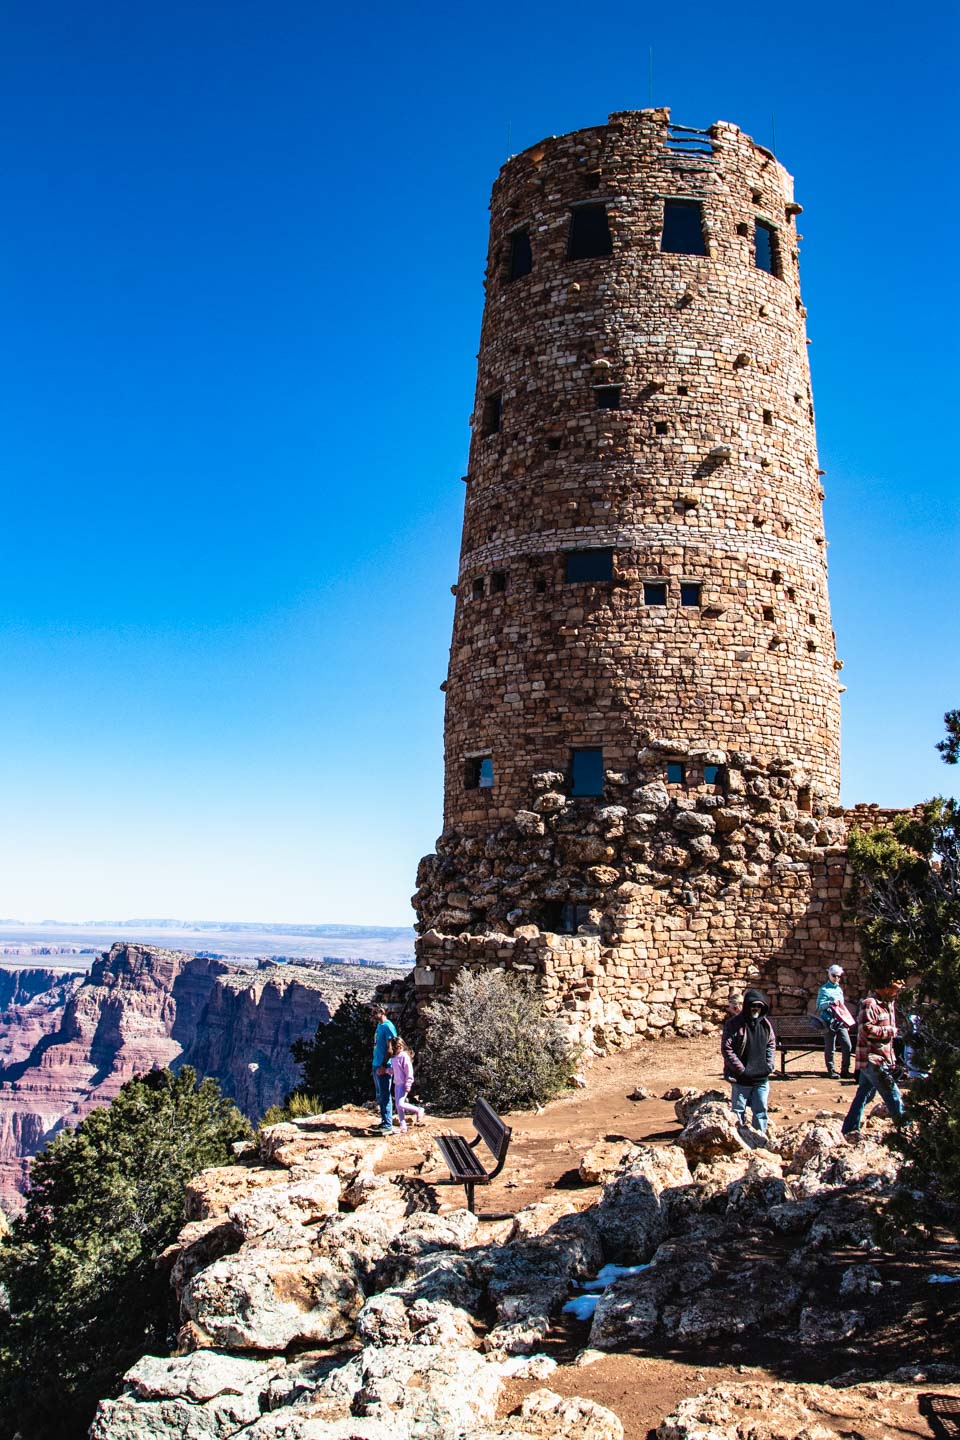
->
<box><xmin>92</xmin><ymin>1107</ymin><xmax>622</xmax><ymax>1439</ymax></box>
<box><xmin>0</xmin><ymin>945</ymin><xmax>371</xmax><ymax>1211</ymax></box>
<box><xmin>89</xmin><ymin>1086</ymin><xmax>935</xmax><ymax>1439</ymax></box>
<box><xmin>657</xmin><ymin>1379</ymin><xmax>960</xmax><ymax>1440</ymax></box>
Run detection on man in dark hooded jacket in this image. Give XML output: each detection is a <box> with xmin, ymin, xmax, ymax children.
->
<box><xmin>721</xmin><ymin>987</ymin><xmax>776</xmax><ymax>1134</ymax></box>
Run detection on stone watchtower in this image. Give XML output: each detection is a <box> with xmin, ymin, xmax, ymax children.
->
<box><xmin>414</xmin><ymin>109</ymin><xmax>853</xmax><ymax>1045</ymax></box>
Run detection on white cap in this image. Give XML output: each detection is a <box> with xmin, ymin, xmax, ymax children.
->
<box><xmin>827</xmin><ymin>965</ymin><xmax>843</xmax><ymax>978</ymax></box>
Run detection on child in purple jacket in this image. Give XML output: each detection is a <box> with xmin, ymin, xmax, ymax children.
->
<box><xmin>388</xmin><ymin>1037</ymin><xmax>424</xmax><ymax>1132</ymax></box>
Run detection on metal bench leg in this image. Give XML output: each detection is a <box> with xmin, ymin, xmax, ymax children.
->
<box><xmin>465</xmin><ymin>1181</ymin><xmax>475</xmax><ymax>1213</ymax></box>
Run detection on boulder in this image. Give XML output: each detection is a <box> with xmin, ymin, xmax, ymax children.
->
<box><xmin>676</xmin><ymin>1102</ymin><xmax>752</xmax><ymax>1164</ymax></box>
<box><xmin>184</xmin><ymin>1165</ymin><xmax>289</xmax><ymax>1221</ymax></box>
<box><xmin>181</xmin><ymin>1247</ymin><xmax>364</xmax><ymax>1350</ymax></box>
<box><xmin>594</xmin><ymin>1145</ymin><xmax>693</xmax><ymax>1261</ymax></box>
<box><xmin>229</xmin><ymin>1173</ymin><xmax>341</xmax><ymax>1243</ymax></box>
<box><xmin>673</xmin><ymin>1088</ymin><xmax>727</xmax><ymax>1125</ymax></box>
<box><xmin>656</xmin><ymin>1381</ymin><xmax>941</xmax><ymax>1440</ymax></box>
<box><xmin>579</xmin><ymin>1140</ymin><xmax>640</xmax><ymax>1185</ymax></box>
<box><xmin>474</xmin><ymin>1387</ymin><xmax>624</xmax><ymax>1439</ymax></box>
<box><xmin>89</xmin><ymin>1351</ymin><xmax>286</xmax><ymax>1439</ymax></box>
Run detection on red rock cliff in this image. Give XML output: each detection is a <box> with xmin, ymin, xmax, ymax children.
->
<box><xmin>0</xmin><ymin>944</ymin><xmax>336</xmax><ymax>1212</ymax></box>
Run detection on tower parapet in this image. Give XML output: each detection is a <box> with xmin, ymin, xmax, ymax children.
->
<box><xmin>415</xmin><ymin>110</ymin><xmax>854</xmax><ymax>1042</ymax></box>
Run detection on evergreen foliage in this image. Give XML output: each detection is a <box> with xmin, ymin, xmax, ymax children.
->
<box><xmin>421</xmin><ymin>968</ymin><xmax>579</xmax><ymax>1113</ymax></box>
<box><xmin>937</xmin><ymin>708</ymin><xmax>960</xmax><ymax>765</ymax></box>
<box><xmin>0</xmin><ymin>1067</ymin><xmax>249</xmax><ymax>1440</ymax></box>
<box><xmin>847</xmin><ymin>713</ymin><xmax>960</xmax><ymax>1218</ymax></box>
<box><xmin>290</xmin><ymin>990</ymin><xmax>375</xmax><ymax>1108</ymax></box>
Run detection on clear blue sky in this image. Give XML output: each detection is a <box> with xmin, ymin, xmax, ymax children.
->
<box><xmin>0</xmin><ymin>2</ymin><xmax>956</xmax><ymax>925</ymax></box>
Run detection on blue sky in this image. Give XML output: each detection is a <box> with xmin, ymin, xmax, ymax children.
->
<box><xmin>0</xmin><ymin>1</ymin><xmax>956</xmax><ymax>925</ymax></box>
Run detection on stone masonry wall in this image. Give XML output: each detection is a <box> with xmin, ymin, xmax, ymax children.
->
<box><xmin>444</xmin><ymin>107</ymin><xmax>841</xmax><ymax>830</ymax></box>
<box><xmin>416</xmin><ymin>109</ymin><xmax>856</xmax><ymax>1044</ymax></box>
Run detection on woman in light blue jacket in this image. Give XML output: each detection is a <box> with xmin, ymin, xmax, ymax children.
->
<box><xmin>816</xmin><ymin>964</ymin><xmax>853</xmax><ymax>1079</ymax></box>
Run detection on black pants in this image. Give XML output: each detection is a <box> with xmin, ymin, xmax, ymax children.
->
<box><xmin>824</xmin><ymin>1024</ymin><xmax>852</xmax><ymax>1075</ymax></box>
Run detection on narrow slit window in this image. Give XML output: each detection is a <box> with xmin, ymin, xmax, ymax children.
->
<box><xmin>490</xmin><ymin>570</ymin><xmax>507</xmax><ymax>594</ymax></box>
<box><xmin>481</xmin><ymin>392</ymin><xmax>502</xmax><ymax>437</ymax></box>
<box><xmin>661</xmin><ymin>200</ymin><xmax>707</xmax><ymax>256</ymax></box>
<box><xmin>680</xmin><ymin>582</ymin><xmax>702</xmax><ymax>607</ymax></box>
<box><xmin>667</xmin><ymin>761</ymin><xmax>687</xmax><ymax>786</ymax></box>
<box><xmin>763</xmin><ymin>409</ymin><xmax>773</xmax><ymax>425</ymax></box>
<box><xmin>763</xmin><ymin>606</ymin><xmax>775</xmax><ymax>621</ymax></box>
<box><xmin>754</xmin><ymin>221</ymin><xmax>781</xmax><ymax>278</ymax></box>
<box><xmin>535</xmin><ymin>577</ymin><xmax>547</xmax><ymax>593</ymax></box>
<box><xmin>565</xmin><ymin>548</ymin><xmax>613</xmax><ymax>583</ymax></box>
<box><xmin>798</xmin><ymin>787</ymin><xmax>812</xmax><ymax>813</ymax></box>
<box><xmin>567</xmin><ymin>204</ymin><xmax>613</xmax><ymax>260</ymax></box>
<box><xmin>703</xmin><ymin>764</ymin><xmax>720</xmax><ymax>785</ymax></box>
<box><xmin>595</xmin><ymin>385</ymin><xmax>621</xmax><ymax>410</ymax></box>
<box><xmin>472</xmin><ymin>577</ymin><xmax>485</xmax><ymax>600</ymax></box>
<box><xmin>644</xmin><ymin>581</ymin><xmax>668</xmax><ymax>606</ymax></box>
<box><xmin>569</xmin><ymin>748</ymin><xmax>604</xmax><ymax>797</ymax></box>
<box><xmin>464</xmin><ymin>755</ymin><xmax>494</xmax><ymax>790</ymax></box>
<box><xmin>507</xmin><ymin>229</ymin><xmax>533</xmax><ymax>281</ymax></box>
<box><xmin>655</xmin><ymin>421</ymin><xmax>669</xmax><ymax>435</ymax></box>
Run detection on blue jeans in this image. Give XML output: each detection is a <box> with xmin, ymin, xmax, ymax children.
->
<box><xmin>373</xmin><ymin>1068</ymin><xmax>393</xmax><ymax>1130</ymax></box>
<box><xmin>842</xmin><ymin>1061</ymin><xmax>904</xmax><ymax>1134</ymax></box>
<box><xmin>731</xmin><ymin>1081</ymin><xmax>769</xmax><ymax>1133</ymax></box>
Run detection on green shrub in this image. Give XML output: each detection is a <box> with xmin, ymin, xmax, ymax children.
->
<box><xmin>421</xmin><ymin>968</ymin><xmax>579</xmax><ymax>1113</ymax></box>
<box><xmin>258</xmin><ymin>1093</ymin><xmax>324</xmax><ymax>1128</ymax></box>
<box><xmin>291</xmin><ymin>990</ymin><xmax>375</xmax><ymax>1108</ymax></box>
<box><xmin>0</xmin><ymin>1066</ymin><xmax>249</xmax><ymax>1440</ymax></box>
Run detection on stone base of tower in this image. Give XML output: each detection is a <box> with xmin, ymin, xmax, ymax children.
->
<box><xmin>413</xmin><ymin>747</ymin><xmax>902</xmax><ymax>1049</ymax></box>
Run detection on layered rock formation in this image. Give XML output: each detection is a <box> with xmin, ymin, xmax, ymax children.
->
<box><xmin>0</xmin><ymin>945</ymin><xmax>392</xmax><ymax>1212</ymax></box>
<box><xmin>90</xmin><ymin>1093</ymin><xmax>957</xmax><ymax>1438</ymax></box>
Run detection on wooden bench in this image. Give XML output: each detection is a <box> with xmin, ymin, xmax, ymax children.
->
<box><xmin>435</xmin><ymin>1097</ymin><xmax>512</xmax><ymax>1213</ymax></box>
<box><xmin>772</xmin><ymin>1015</ymin><xmax>834</xmax><ymax>1074</ymax></box>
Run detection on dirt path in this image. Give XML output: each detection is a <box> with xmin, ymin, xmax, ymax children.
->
<box><xmin>379</xmin><ymin>1035</ymin><xmax>957</xmax><ymax>1440</ymax></box>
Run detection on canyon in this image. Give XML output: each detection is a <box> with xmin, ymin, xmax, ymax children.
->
<box><xmin>0</xmin><ymin>944</ymin><xmax>403</xmax><ymax>1213</ymax></box>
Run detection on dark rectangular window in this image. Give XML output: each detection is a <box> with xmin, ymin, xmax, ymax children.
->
<box><xmin>704</xmin><ymin>764</ymin><xmax>720</xmax><ymax>785</ymax></box>
<box><xmin>644</xmin><ymin>581</ymin><xmax>668</xmax><ymax>606</ymax></box>
<box><xmin>490</xmin><ymin>570</ymin><xmax>507</xmax><ymax>594</ymax></box>
<box><xmin>661</xmin><ymin>200</ymin><xmax>707</xmax><ymax>256</ymax></box>
<box><xmin>540</xmin><ymin>901</ymin><xmax>592</xmax><ymax>935</ymax></box>
<box><xmin>570</xmin><ymin>748</ymin><xmax>604</xmax><ymax>797</ymax></box>
<box><xmin>655</xmin><ymin>421</ymin><xmax>669</xmax><ymax>435</ymax></box>
<box><xmin>464</xmin><ymin>755</ymin><xmax>494</xmax><ymax>790</ymax></box>
<box><xmin>754</xmin><ymin>221</ymin><xmax>781</xmax><ymax>277</ymax></box>
<box><xmin>667</xmin><ymin>761</ymin><xmax>686</xmax><ymax>785</ymax></box>
<box><xmin>481</xmin><ymin>393</ymin><xmax>502</xmax><ymax>437</ymax></box>
<box><xmin>507</xmin><ymin>229</ymin><xmax>533</xmax><ymax>281</ymax></box>
<box><xmin>565</xmin><ymin>548</ymin><xmax>613</xmax><ymax>583</ymax></box>
<box><xmin>567</xmin><ymin>204</ymin><xmax>613</xmax><ymax>260</ymax></box>
<box><xmin>680</xmin><ymin>582</ymin><xmax>702</xmax><ymax>607</ymax></box>
<box><xmin>595</xmin><ymin>386</ymin><xmax>621</xmax><ymax>410</ymax></box>
<box><xmin>472</xmin><ymin>577</ymin><xmax>485</xmax><ymax>599</ymax></box>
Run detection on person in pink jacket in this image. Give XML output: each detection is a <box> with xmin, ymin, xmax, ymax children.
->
<box><xmin>388</xmin><ymin>1037</ymin><xmax>424</xmax><ymax>1132</ymax></box>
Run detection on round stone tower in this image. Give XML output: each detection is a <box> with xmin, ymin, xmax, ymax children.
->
<box><xmin>415</xmin><ymin>110</ymin><xmax>851</xmax><ymax>1041</ymax></box>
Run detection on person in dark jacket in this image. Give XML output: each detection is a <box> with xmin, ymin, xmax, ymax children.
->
<box><xmin>721</xmin><ymin>987</ymin><xmax>777</xmax><ymax>1134</ymax></box>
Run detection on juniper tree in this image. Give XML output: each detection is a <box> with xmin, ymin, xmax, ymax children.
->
<box><xmin>0</xmin><ymin>1067</ymin><xmax>249</xmax><ymax>1440</ymax></box>
<box><xmin>848</xmin><ymin>712</ymin><xmax>960</xmax><ymax>1219</ymax></box>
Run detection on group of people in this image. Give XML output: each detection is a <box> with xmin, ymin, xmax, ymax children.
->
<box><xmin>721</xmin><ymin>969</ymin><xmax>907</xmax><ymax>1137</ymax></box>
<box><xmin>367</xmin><ymin>973</ymin><xmax>911</xmax><ymax>1146</ymax></box>
<box><xmin>370</xmin><ymin>1004</ymin><xmax>424</xmax><ymax>1137</ymax></box>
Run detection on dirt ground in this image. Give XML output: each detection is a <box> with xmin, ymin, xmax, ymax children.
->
<box><xmin>377</xmin><ymin>1034</ymin><xmax>960</xmax><ymax>1440</ymax></box>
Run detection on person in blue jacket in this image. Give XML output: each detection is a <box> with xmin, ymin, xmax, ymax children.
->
<box><xmin>816</xmin><ymin>964</ymin><xmax>853</xmax><ymax>1080</ymax></box>
<box><xmin>371</xmin><ymin>1004</ymin><xmax>398</xmax><ymax>1136</ymax></box>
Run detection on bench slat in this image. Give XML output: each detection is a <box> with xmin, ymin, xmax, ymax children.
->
<box><xmin>436</xmin><ymin>1134</ymin><xmax>487</xmax><ymax>1178</ymax></box>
